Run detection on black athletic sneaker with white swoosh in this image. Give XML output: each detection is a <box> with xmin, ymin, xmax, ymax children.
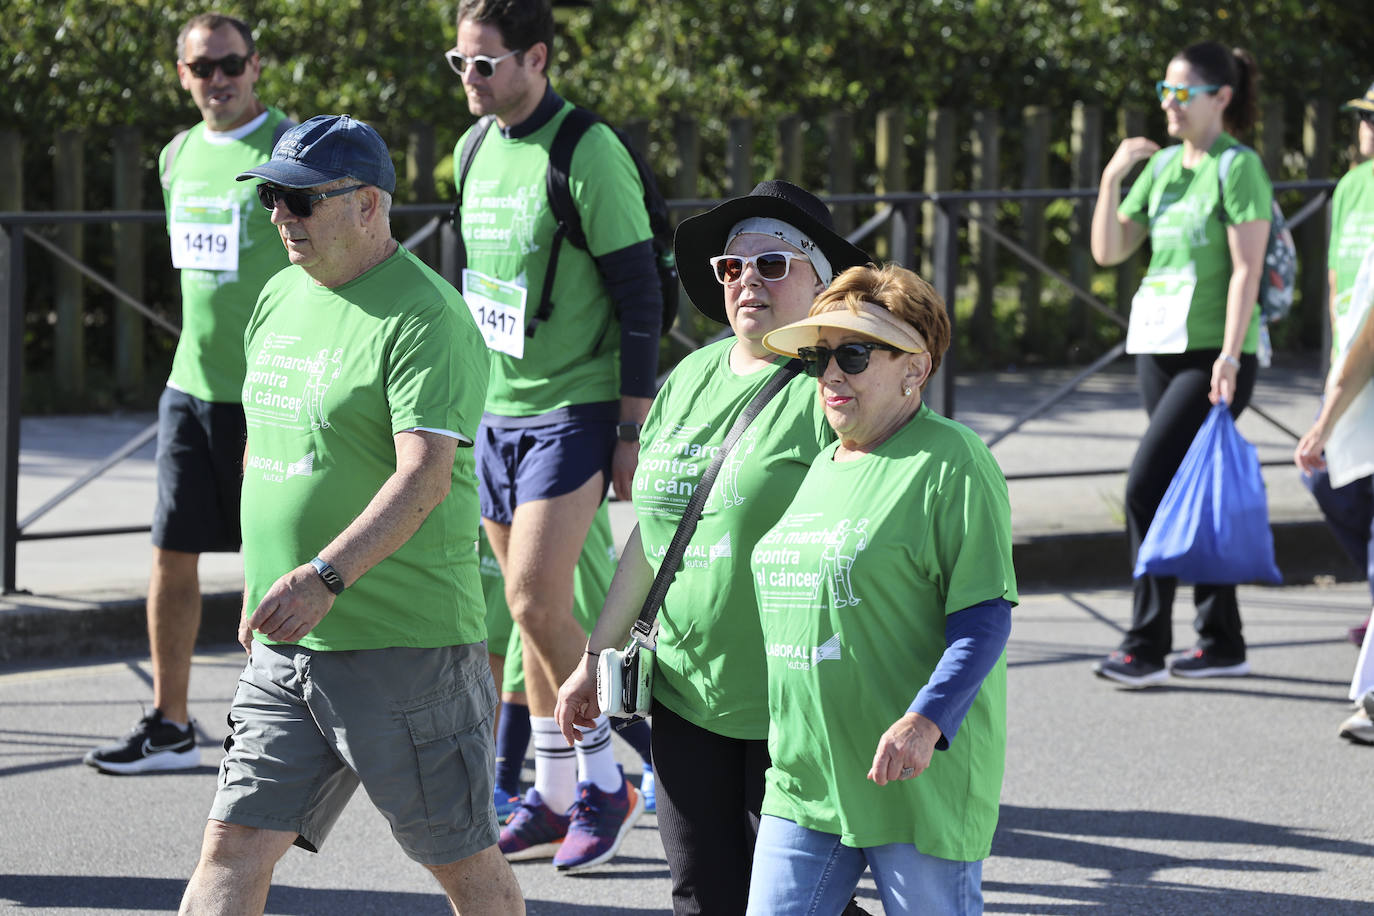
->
<box><xmin>84</xmin><ymin>708</ymin><xmax>201</xmax><ymax>774</ymax></box>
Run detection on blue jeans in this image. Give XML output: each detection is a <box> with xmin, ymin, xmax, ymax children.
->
<box><xmin>746</xmin><ymin>814</ymin><xmax>984</xmax><ymax>916</ymax></box>
<box><xmin>1301</xmin><ymin>466</ymin><xmax>1374</xmax><ymax>602</ymax></box>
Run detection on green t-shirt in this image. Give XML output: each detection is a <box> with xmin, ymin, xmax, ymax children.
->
<box><xmin>1329</xmin><ymin>162</ymin><xmax>1374</xmax><ymax>320</ymax></box>
<box><xmin>455</xmin><ymin>102</ymin><xmax>651</xmax><ymax>416</ymax></box>
<box><xmin>1120</xmin><ymin>134</ymin><xmax>1270</xmax><ymax>354</ymax></box>
<box><xmin>162</xmin><ymin>109</ymin><xmax>292</xmax><ymax>403</ymax></box>
<box><xmin>633</xmin><ymin>340</ymin><xmax>833</xmax><ymax>739</ymax></box>
<box><xmin>751</xmin><ymin>404</ymin><xmax>1017</xmax><ymax>857</ymax></box>
<box><xmin>481</xmin><ymin>500</ymin><xmax>616</xmax><ymax>694</ymax></box>
<box><xmin>241</xmin><ymin>248</ymin><xmax>490</xmax><ymax>651</ymax></box>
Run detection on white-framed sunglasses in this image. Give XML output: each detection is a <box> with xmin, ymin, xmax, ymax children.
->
<box><xmin>445</xmin><ymin>47</ymin><xmax>522</xmax><ymax>79</ymax></box>
<box><xmin>709</xmin><ymin>251</ymin><xmax>811</xmax><ymax>285</ymax></box>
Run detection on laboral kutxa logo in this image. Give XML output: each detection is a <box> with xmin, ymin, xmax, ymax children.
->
<box><xmin>767</xmin><ymin>632</ymin><xmax>843</xmax><ymax>671</ymax></box>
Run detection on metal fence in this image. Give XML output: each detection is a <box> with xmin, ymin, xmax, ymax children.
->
<box><xmin>0</xmin><ymin>181</ymin><xmax>1337</xmax><ymax>593</ymax></box>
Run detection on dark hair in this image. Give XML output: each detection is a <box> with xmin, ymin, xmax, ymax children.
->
<box><xmin>455</xmin><ymin>0</ymin><xmax>554</xmax><ymax>74</ymax></box>
<box><xmin>177</xmin><ymin>13</ymin><xmax>255</xmax><ymax>60</ymax></box>
<box><xmin>1176</xmin><ymin>41</ymin><xmax>1260</xmax><ymax>135</ymax></box>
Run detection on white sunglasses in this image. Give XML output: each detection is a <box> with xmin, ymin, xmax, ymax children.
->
<box><xmin>445</xmin><ymin>47</ymin><xmax>521</xmax><ymax>78</ymax></box>
<box><xmin>709</xmin><ymin>251</ymin><xmax>811</xmax><ymax>285</ymax></box>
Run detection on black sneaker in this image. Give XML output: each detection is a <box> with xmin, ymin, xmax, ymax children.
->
<box><xmin>1093</xmin><ymin>650</ymin><xmax>1168</xmax><ymax>688</ymax></box>
<box><xmin>84</xmin><ymin>708</ymin><xmax>201</xmax><ymax>774</ymax></box>
<box><xmin>1168</xmin><ymin>649</ymin><xmax>1250</xmax><ymax>679</ymax></box>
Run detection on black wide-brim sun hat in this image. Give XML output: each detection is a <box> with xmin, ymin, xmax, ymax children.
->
<box><xmin>674</xmin><ymin>180</ymin><xmax>870</xmax><ymax>324</ymax></box>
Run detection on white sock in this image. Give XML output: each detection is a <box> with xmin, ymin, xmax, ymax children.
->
<box><xmin>531</xmin><ymin>717</ymin><xmax>577</xmax><ymax>813</ymax></box>
<box><xmin>574</xmin><ymin>714</ymin><xmax>623</xmax><ymax>794</ymax></box>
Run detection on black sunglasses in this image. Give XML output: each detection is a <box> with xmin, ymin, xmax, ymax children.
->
<box><xmin>1358</xmin><ymin>111</ymin><xmax>1374</xmax><ymax>126</ymax></box>
<box><xmin>256</xmin><ymin>183</ymin><xmax>364</xmax><ymax>218</ymax></box>
<box><xmin>184</xmin><ymin>54</ymin><xmax>249</xmax><ymax>79</ymax></box>
<box><xmin>797</xmin><ymin>342</ymin><xmax>905</xmax><ymax>377</ymax></box>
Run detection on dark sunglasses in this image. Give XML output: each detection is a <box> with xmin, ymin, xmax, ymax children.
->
<box><xmin>184</xmin><ymin>54</ymin><xmax>249</xmax><ymax>79</ymax></box>
<box><xmin>256</xmin><ymin>183</ymin><xmax>364</xmax><ymax>218</ymax></box>
<box><xmin>444</xmin><ymin>47</ymin><xmax>522</xmax><ymax>79</ymax></box>
<box><xmin>797</xmin><ymin>342</ymin><xmax>906</xmax><ymax>378</ymax></box>
<box><xmin>709</xmin><ymin>251</ymin><xmax>810</xmax><ymax>284</ymax></box>
<box><xmin>1358</xmin><ymin>111</ymin><xmax>1374</xmax><ymax>126</ymax></box>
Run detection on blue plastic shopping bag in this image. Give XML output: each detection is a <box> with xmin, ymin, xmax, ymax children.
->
<box><xmin>1134</xmin><ymin>403</ymin><xmax>1282</xmax><ymax>584</ymax></box>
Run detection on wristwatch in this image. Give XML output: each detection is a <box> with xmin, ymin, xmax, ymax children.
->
<box><xmin>616</xmin><ymin>421</ymin><xmax>642</xmax><ymax>443</ymax></box>
<box><xmin>309</xmin><ymin>557</ymin><xmax>345</xmax><ymax>595</ymax></box>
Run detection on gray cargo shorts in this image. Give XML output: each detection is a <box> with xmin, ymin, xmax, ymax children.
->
<box><xmin>210</xmin><ymin>640</ymin><xmax>498</xmax><ymax>865</ymax></box>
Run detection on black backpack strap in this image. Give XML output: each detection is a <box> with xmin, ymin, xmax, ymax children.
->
<box><xmin>451</xmin><ymin>115</ymin><xmax>495</xmax><ymax>228</ymax></box>
<box><xmin>528</xmin><ymin>107</ymin><xmax>600</xmax><ymax>336</ymax></box>
<box><xmin>159</xmin><ymin>129</ymin><xmax>192</xmax><ymax>191</ymax></box>
<box><xmin>270</xmin><ymin>116</ymin><xmax>296</xmax><ymax>151</ymax></box>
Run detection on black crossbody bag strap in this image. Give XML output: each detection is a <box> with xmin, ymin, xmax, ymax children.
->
<box><xmin>628</xmin><ymin>359</ymin><xmax>802</xmax><ymax>649</ymax></box>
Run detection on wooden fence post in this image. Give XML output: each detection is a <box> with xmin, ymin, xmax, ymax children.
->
<box><xmin>969</xmin><ymin>109</ymin><xmax>999</xmax><ymax>347</ymax></box>
<box><xmin>1301</xmin><ymin>99</ymin><xmax>1333</xmax><ymax>346</ymax></box>
<box><xmin>775</xmin><ymin>114</ymin><xmax>802</xmax><ymax>184</ymax></box>
<box><xmin>621</xmin><ymin>119</ymin><xmax>650</xmax><ymax>159</ymax></box>
<box><xmin>922</xmin><ymin>108</ymin><xmax>956</xmax><ymax>278</ymax></box>
<box><xmin>827</xmin><ymin>111</ymin><xmax>855</xmax><ymax>236</ymax></box>
<box><xmin>876</xmin><ymin>108</ymin><xmax>908</xmax><ymax>264</ymax></box>
<box><xmin>1020</xmin><ymin>105</ymin><xmax>1050</xmax><ymax>351</ymax></box>
<box><xmin>54</xmin><ymin>130</ymin><xmax>85</xmax><ymax>405</ymax></box>
<box><xmin>673</xmin><ymin>116</ymin><xmax>700</xmax><ymax>205</ymax></box>
<box><xmin>726</xmin><ymin>117</ymin><xmax>754</xmax><ymax>197</ymax></box>
<box><xmin>1114</xmin><ymin>109</ymin><xmax>1147</xmax><ymax>317</ymax></box>
<box><xmin>1070</xmin><ymin>102</ymin><xmax>1102</xmax><ymax>341</ymax></box>
<box><xmin>111</xmin><ymin>126</ymin><xmax>145</xmax><ymax>400</ymax></box>
<box><xmin>1259</xmin><ymin>99</ymin><xmax>1285</xmax><ymax>180</ymax></box>
<box><xmin>406</xmin><ymin>121</ymin><xmax>437</xmax><ymax>267</ymax></box>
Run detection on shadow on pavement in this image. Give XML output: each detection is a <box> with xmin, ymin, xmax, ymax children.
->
<box><xmin>989</xmin><ymin>804</ymin><xmax>1374</xmax><ymax>914</ymax></box>
<box><xmin>0</xmin><ymin>875</ymin><xmax>674</xmax><ymax>914</ymax></box>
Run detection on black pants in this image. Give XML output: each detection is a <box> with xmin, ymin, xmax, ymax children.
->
<box><xmin>1122</xmin><ymin>351</ymin><xmax>1257</xmax><ymax>665</ymax></box>
<box><xmin>650</xmin><ymin>700</ymin><xmax>769</xmax><ymax>916</ymax></box>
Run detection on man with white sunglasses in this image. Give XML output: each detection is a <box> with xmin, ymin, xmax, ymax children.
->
<box><xmin>85</xmin><ymin>12</ymin><xmax>294</xmax><ymax>776</ymax></box>
<box><xmin>447</xmin><ymin>0</ymin><xmax>660</xmax><ymax>873</ymax></box>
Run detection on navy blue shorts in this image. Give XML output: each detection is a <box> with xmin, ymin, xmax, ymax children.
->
<box><xmin>151</xmin><ymin>387</ymin><xmax>245</xmax><ymax>553</ymax></box>
<box><xmin>476</xmin><ymin>418</ymin><xmax>615</xmax><ymax>525</ymax></box>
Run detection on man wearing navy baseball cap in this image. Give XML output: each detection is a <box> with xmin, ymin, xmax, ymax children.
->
<box><xmin>179</xmin><ymin>114</ymin><xmax>524</xmax><ymax>912</ymax></box>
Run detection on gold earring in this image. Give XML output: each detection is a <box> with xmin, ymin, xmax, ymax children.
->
<box><xmin>903</xmin><ymin>385</ymin><xmax>912</xmax><ymax>397</ymax></box>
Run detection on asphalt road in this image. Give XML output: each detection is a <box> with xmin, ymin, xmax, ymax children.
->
<box><xmin>3</xmin><ymin>580</ymin><xmax>1373</xmax><ymax>915</ymax></box>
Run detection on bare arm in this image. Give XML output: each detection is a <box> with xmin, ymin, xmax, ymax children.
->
<box><xmin>1296</xmin><ymin>309</ymin><xmax>1374</xmax><ymax>472</ymax></box>
<box><xmin>1090</xmin><ymin>137</ymin><xmax>1158</xmax><ymax>266</ymax></box>
<box><xmin>244</xmin><ymin>430</ymin><xmax>458</xmax><ymax>644</ymax></box>
<box><xmin>612</xmin><ymin>395</ymin><xmax>654</xmax><ymax>502</ymax></box>
<box><xmin>1210</xmin><ymin>219</ymin><xmax>1270</xmax><ymax>405</ymax></box>
<box><xmin>555</xmin><ymin>524</ymin><xmax>655</xmax><ymax>743</ymax></box>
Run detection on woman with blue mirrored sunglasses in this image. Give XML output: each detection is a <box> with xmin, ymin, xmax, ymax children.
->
<box><xmin>1089</xmin><ymin>41</ymin><xmax>1275</xmax><ymax>690</ymax></box>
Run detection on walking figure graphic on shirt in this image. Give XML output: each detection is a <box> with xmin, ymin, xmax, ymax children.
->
<box><xmin>714</xmin><ymin>428</ymin><xmax>759</xmax><ymax>509</ymax></box>
<box><xmin>816</xmin><ymin>518</ymin><xmax>869</xmax><ymax>607</ymax></box>
<box><xmin>513</xmin><ymin>185</ymin><xmax>543</xmax><ymax>256</ymax></box>
<box><xmin>305</xmin><ymin>348</ymin><xmax>342</xmax><ymax>430</ymax></box>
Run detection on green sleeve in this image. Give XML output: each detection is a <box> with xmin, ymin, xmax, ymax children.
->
<box><xmin>928</xmin><ymin>448</ymin><xmax>1018</xmax><ymax>615</ymax></box>
<box><xmin>385</xmin><ymin>301</ymin><xmax>489</xmax><ymax>440</ymax></box>
<box><xmin>1118</xmin><ymin>155</ymin><xmax>1155</xmax><ymax>225</ymax></box>
<box><xmin>1330</xmin><ymin>173</ymin><xmax>1350</xmax><ymax>264</ymax></box>
<box><xmin>569</xmin><ymin>123</ymin><xmax>652</xmax><ymax>257</ymax></box>
<box><xmin>1221</xmin><ymin>149</ymin><xmax>1273</xmax><ymax>225</ymax></box>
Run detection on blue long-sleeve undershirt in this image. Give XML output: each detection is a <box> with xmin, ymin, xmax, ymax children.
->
<box><xmin>909</xmin><ymin>597</ymin><xmax>1013</xmax><ymax>750</ymax></box>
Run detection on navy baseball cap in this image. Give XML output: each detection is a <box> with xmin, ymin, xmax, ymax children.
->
<box><xmin>236</xmin><ymin>114</ymin><xmax>396</xmax><ymax>194</ymax></box>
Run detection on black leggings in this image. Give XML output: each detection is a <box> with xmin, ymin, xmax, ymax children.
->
<box><xmin>650</xmin><ymin>700</ymin><xmax>769</xmax><ymax>916</ymax></box>
<box><xmin>1121</xmin><ymin>351</ymin><xmax>1258</xmax><ymax>664</ymax></box>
